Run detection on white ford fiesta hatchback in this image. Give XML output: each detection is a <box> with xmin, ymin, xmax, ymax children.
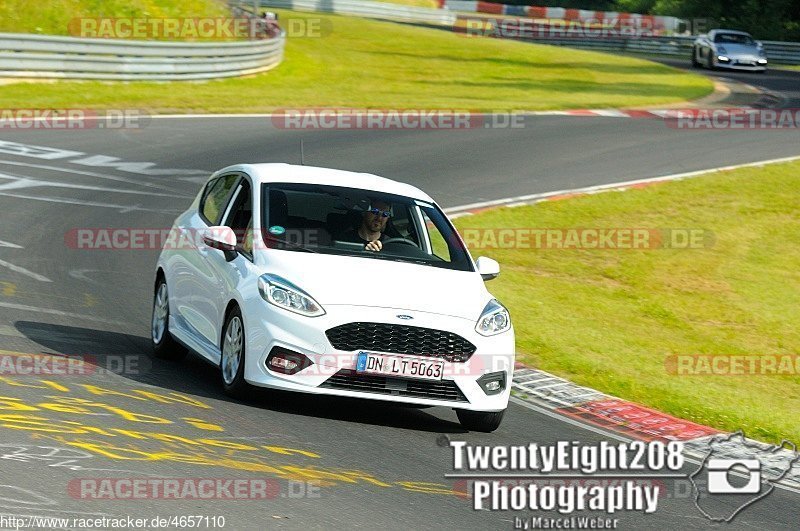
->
<box><xmin>152</xmin><ymin>164</ymin><xmax>515</xmax><ymax>431</ymax></box>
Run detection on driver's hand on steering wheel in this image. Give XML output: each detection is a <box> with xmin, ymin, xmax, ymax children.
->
<box><xmin>365</xmin><ymin>239</ymin><xmax>382</xmax><ymax>252</ymax></box>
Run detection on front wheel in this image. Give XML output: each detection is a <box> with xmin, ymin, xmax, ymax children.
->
<box><xmin>456</xmin><ymin>409</ymin><xmax>505</xmax><ymax>432</ymax></box>
<box><xmin>220</xmin><ymin>306</ymin><xmax>250</xmax><ymax>398</ymax></box>
<box><xmin>691</xmin><ymin>47</ymin><xmax>701</xmax><ymax>68</ymax></box>
<box><xmin>151</xmin><ymin>277</ymin><xmax>186</xmax><ymax>360</ymax></box>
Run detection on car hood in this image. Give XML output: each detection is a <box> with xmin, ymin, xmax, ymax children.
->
<box><xmin>258</xmin><ymin>250</ymin><xmax>491</xmax><ymax>320</ymax></box>
<box><xmin>718</xmin><ymin>43</ymin><xmax>760</xmax><ymax>57</ymax></box>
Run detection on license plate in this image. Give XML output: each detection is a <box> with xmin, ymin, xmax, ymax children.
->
<box><xmin>356</xmin><ymin>351</ymin><xmax>444</xmax><ymax>381</ymax></box>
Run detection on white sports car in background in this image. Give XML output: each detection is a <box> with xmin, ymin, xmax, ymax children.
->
<box><xmin>152</xmin><ymin>164</ymin><xmax>515</xmax><ymax>432</ymax></box>
<box><xmin>692</xmin><ymin>29</ymin><xmax>768</xmax><ymax>71</ymax></box>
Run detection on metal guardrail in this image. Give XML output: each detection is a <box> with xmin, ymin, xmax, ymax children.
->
<box><xmin>504</xmin><ymin>33</ymin><xmax>800</xmax><ymax>65</ymax></box>
<box><xmin>0</xmin><ymin>32</ymin><xmax>286</xmax><ymax>81</ymax></box>
<box><xmin>254</xmin><ymin>0</ymin><xmax>456</xmax><ymax>25</ymax></box>
<box><xmin>760</xmin><ymin>41</ymin><xmax>800</xmax><ymax>65</ymax></box>
<box><xmin>495</xmin><ymin>33</ymin><xmax>696</xmax><ymax>57</ymax></box>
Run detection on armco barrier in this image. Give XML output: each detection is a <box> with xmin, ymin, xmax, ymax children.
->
<box><xmin>0</xmin><ymin>32</ymin><xmax>286</xmax><ymax>81</ymax></box>
<box><xmin>253</xmin><ymin>0</ymin><xmax>456</xmax><ymax>25</ymax></box>
<box><xmin>519</xmin><ymin>33</ymin><xmax>800</xmax><ymax>65</ymax></box>
<box><xmin>761</xmin><ymin>40</ymin><xmax>800</xmax><ymax>64</ymax></box>
<box><xmin>454</xmin><ymin>20</ymin><xmax>800</xmax><ymax>65</ymax></box>
<box><xmin>484</xmin><ymin>32</ymin><xmax>698</xmax><ymax>56</ymax></box>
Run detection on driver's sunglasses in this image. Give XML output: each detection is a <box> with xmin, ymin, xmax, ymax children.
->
<box><xmin>367</xmin><ymin>207</ymin><xmax>392</xmax><ymax>218</ymax></box>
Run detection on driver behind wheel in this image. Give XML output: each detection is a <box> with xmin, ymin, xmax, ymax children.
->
<box><xmin>337</xmin><ymin>198</ymin><xmax>392</xmax><ymax>252</ymax></box>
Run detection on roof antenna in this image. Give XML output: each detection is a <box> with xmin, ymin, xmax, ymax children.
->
<box><xmin>300</xmin><ymin>139</ymin><xmax>305</xmax><ymax>166</ymax></box>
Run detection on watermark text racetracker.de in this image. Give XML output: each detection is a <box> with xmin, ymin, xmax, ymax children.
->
<box><xmin>69</xmin><ymin>478</ymin><xmax>320</xmax><ymax>500</ymax></box>
<box><xmin>0</xmin><ymin>109</ymin><xmax>149</xmax><ymax>130</ymax></box>
<box><xmin>447</xmin><ymin>440</ymin><xmax>685</xmax><ymax>527</ymax></box>
<box><xmin>270</xmin><ymin>109</ymin><xmax>525</xmax><ymax>129</ymax></box>
<box><xmin>664</xmin><ymin>109</ymin><xmax>800</xmax><ymax>130</ymax></box>
<box><xmin>666</xmin><ymin>354</ymin><xmax>800</xmax><ymax>376</ymax></box>
<box><xmin>0</xmin><ymin>351</ymin><xmax>145</xmax><ymax>376</ymax></box>
<box><xmin>457</xmin><ymin>15</ymin><xmax>666</xmax><ymax>40</ymax></box>
<box><xmin>459</xmin><ymin>228</ymin><xmax>714</xmax><ymax>250</ymax></box>
<box><xmin>69</xmin><ymin>16</ymin><xmax>331</xmax><ymax>39</ymax></box>
<box><xmin>64</xmin><ymin>227</ymin><xmax>714</xmax><ymax>251</ymax></box>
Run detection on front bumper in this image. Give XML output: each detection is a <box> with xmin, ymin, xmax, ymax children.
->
<box><xmin>715</xmin><ymin>56</ymin><xmax>767</xmax><ymax>71</ymax></box>
<box><xmin>241</xmin><ymin>301</ymin><xmax>515</xmax><ymax>412</ymax></box>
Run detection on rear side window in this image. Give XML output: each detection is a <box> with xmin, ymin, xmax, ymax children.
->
<box><xmin>200</xmin><ymin>175</ymin><xmax>238</xmax><ymax>224</ymax></box>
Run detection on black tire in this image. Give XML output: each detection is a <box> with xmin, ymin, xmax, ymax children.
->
<box><xmin>707</xmin><ymin>50</ymin><xmax>715</xmax><ymax>70</ymax></box>
<box><xmin>151</xmin><ymin>276</ymin><xmax>187</xmax><ymax>360</ymax></box>
<box><xmin>691</xmin><ymin>47</ymin><xmax>701</xmax><ymax>68</ymax></box>
<box><xmin>456</xmin><ymin>409</ymin><xmax>505</xmax><ymax>432</ymax></box>
<box><xmin>220</xmin><ymin>306</ymin><xmax>250</xmax><ymax>398</ymax></box>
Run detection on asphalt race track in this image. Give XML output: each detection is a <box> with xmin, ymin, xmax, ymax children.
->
<box><xmin>656</xmin><ymin>57</ymin><xmax>800</xmax><ymax>108</ymax></box>
<box><xmin>0</xmin><ymin>65</ymin><xmax>798</xmax><ymax>529</ymax></box>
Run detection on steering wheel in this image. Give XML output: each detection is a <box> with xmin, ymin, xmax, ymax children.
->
<box><xmin>382</xmin><ymin>237</ymin><xmax>419</xmax><ymax>248</ymax></box>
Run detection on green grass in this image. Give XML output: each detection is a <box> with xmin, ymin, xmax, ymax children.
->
<box><xmin>0</xmin><ymin>10</ymin><xmax>713</xmax><ymax>113</ymax></box>
<box><xmin>0</xmin><ymin>0</ymin><xmax>229</xmax><ymax>36</ymax></box>
<box><xmin>454</xmin><ymin>162</ymin><xmax>800</xmax><ymax>444</ymax></box>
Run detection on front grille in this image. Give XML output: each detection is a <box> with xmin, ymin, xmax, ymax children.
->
<box><xmin>320</xmin><ymin>369</ymin><xmax>468</xmax><ymax>402</ymax></box>
<box><xmin>325</xmin><ymin>322</ymin><xmax>476</xmax><ymax>363</ymax></box>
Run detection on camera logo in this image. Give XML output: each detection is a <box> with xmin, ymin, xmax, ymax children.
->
<box><xmin>707</xmin><ymin>459</ymin><xmax>761</xmax><ymax>494</ymax></box>
<box><xmin>690</xmin><ymin>431</ymin><xmax>799</xmax><ymax>522</ymax></box>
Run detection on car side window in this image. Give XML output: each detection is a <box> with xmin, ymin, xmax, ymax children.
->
<box><xmin>200</xmin><ymin>175</ymin><xmax>238</xmax><ymax>225</ymax></box>
<box><xmin>222</xmin><ymin>180</ymin><xmax>253</xmax><ymax>257</ymax></box>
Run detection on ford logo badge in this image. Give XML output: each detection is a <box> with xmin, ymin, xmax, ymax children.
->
<box><xmin>396</xmin><ymin>314</ymin><xmax>413</xmax><ymax>320</ymax></box>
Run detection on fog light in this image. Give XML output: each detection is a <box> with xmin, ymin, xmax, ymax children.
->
<box><xmin>717</xmin><ymin>55</ymin><xmax>730</xmax><ymax>62</ymax></box>
<box><xmin>477</xmin><ymin>371</ymin><xmax>507</xmax><ymax>395</ymax></box>
<box><xmin>266</xmin><ymin>347</ymin><xmax>313</xmax><ymax>375</ymax></box>
<box><xmin>270</xmin><ymin>357</ymin><xmax>298</xmax><ymax>370</ymax></box>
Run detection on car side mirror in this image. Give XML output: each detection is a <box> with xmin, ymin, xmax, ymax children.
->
<box><xmin>202</xmin><ymin>226</ymin><xmax>238</xmax><ymax>262</ymax></box>
<box><xmin>476</xmin><ymin>256</ymin><xmax>500</xmax><ymax>281</ymax></box>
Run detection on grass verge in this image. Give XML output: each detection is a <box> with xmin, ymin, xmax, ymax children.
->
<box><xmin>0</xmin><ymin>0</ymin><xmax>229</xmax><ymax>36</ymax></box>
<box><xmin>0</xmin><ymin>10</ymin><xmax>712</xmax><ymax>112</ymax></box>
<box><xmin>453</xmin><ymin>161</ymin><xmax>800</xmax><ymax>444</ymax></box>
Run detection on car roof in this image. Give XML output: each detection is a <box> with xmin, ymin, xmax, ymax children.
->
<box><xmin>214</xmin><ymin>163</ymin><xmax>434</xmax><ymax>203</ymax></box>
<box><xmin>710</xmin><ymin>29</ymin><xmax>752</xmax><ymax>36</ymax></box>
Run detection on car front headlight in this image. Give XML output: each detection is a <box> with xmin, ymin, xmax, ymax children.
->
<box><xmin>258</xmin><ymin>274</ymin><xmax>325</xmax><ymax>317</ymax></box>
<box><xmin>717</xmin><ymin>46</ymin><xmax>727</xmax><ymax>55</ymax></box>
<box><xmin>475</xmin><ymin>299</ymin><xmax>511</xmax><ymax>336</ymax></box>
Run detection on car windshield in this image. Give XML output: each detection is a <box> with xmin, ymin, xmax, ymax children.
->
<box><xmin>260</xmin><ymin>183</ymin><xmax>474</xmax><ymax>272</ymax></box>
<box><xmin>714</xmin><ymin>33</ymin><xmax>755</xmax><ymax>45</ymax></box>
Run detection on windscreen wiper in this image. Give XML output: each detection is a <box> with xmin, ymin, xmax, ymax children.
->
<box><xmin>367</xmin><ymin>253</ymin><xmax>433</xmax><ymax>267</ymax></box>
<box><xmin>262</xmin><ymin>233</ymin><xmax>319</xmax><ymax>253</ymax></box>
